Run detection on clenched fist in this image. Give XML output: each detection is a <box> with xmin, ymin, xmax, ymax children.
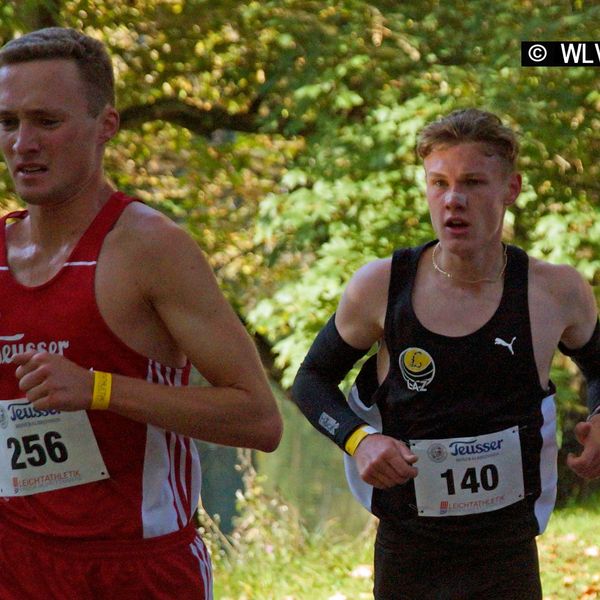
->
<box><xmin>354</xmin><ymin>433</ymin><xmax>419</xmax><ymax>489</ymax></box>
<box><xmin>13</xmin><ymin>352</ymin><xmax>93</xmax><ymax>411</ymax></box>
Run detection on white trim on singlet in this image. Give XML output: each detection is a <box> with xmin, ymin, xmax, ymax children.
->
<box><xmin>168</xmin><ymin>432</ymin><xmax>188</xmax><ymax>524</ymax></box>
<box><xmin>63</xmin><ymin>261</ymin><xmax>98</xmax><ymax>267</ymax></box>
<box><xmin>141</xmin><ymin>359</ymin><xmax>202</xmax><ymax>538</ymax></box>
<box><xmin>343</xmin><ymin>382</ymin><xmax>382</xmax><ymax>513</ymax></box>
<box><xmin>190</xmin><ymin>536</ymin><xmax>213</xmax><ymax>600</ymax></box>
<box><xmin>0</xmin><ymin>262</ymin><xmax>95</xmax><ymax>270</ymax></box>
<box><xmin>344</xmin><ymin>386</ymin><xmax>559</xmax><ymax>526</ymax></box>
<box><xmin>534</xmin><ymin>393</ymin><xmax>558</xmax><ymax>534</ymax></box>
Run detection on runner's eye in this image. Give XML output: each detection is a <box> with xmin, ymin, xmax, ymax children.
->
<box><xmin>0</xmin><ymin>118</ymin><xmax>18</xmax><ymax>131</ymax></box>
<box><xmin>39</xmin><ymin>118</ymin><xmax>60</xmax><ymax>128</ymax></box>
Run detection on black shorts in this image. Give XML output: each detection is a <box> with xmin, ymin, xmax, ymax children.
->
<box><xmin>374</xmin><ymin>519</ymin><xmax>542</xmax><ymax>600</ymax></box>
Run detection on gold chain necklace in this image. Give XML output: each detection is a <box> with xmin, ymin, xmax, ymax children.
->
<box><xmin>432</xmin><ymin>242</ymin><xmax>508</xmax><ymax>284</ymax></box>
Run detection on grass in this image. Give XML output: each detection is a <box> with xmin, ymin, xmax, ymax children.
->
<box><xmin>206</xmin><ymin>454</ymin><xmax>600</xmax><ymax>599</ymax></box>
<box><xmin>538</xmin><ymin>494</ymin><xmax>600</xmax><ymax>600</ymax></box>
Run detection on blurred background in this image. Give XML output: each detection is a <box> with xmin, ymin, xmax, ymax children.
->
<box><xmin>1</xmin><ymin>2</ymin><xmax>599</xmax><ymax>596</ymax></box>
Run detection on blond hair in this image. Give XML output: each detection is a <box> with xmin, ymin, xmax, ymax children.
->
<box><xmin>417</xmin><ymin>109</ymin><xmax>519</xmax><ymax>170</ymax></box>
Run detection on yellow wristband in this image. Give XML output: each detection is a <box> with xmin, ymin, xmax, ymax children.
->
<box><xmin>91</xmin><ymin>371</ymin><xmax>112</xmax><ymax>410</ymax></box>
<box><xmin>345</xmin><ymin>426</ymin><xmax>371</xmax><ymax>456</ymax></box>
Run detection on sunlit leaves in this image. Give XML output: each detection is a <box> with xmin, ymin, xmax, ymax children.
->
<box><xmin>0</xmin><ymin>0</ymin><xmax>597</xmax><ymax>380</ymax></box>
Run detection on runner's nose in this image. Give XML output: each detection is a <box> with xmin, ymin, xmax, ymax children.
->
<box><xmin>443</xmin><ymin>191</ymin><xmax>468</xmax><ymax>208</ymax></box>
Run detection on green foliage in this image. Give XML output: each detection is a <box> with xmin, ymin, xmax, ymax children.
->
<box><xmin>0</xmin><ymin>0</ymin><xmax>597</xmax><ymax>344</ymax></box>
<box><xmin>201</xmin><ymin>449</ymin><xmax>375</xmax><ymax>599</ymax></box>
<box><xmin>198</xmin><ymin>450</ymin><xmax>308</xmax><ymax>565</ymax></box>
<box><xmin>233</xmin><ymin>1</ymin><xmax>600</xmax><ymax>385</ymax></box>
<box><xmin>104</xmin><ymin>122</ymin><xmax>302</xmax><ymax>311</ymax></box>
<box><xmin>0</xmin><ymin>0</ymin><xmax>598</xmax><ymax>494</ymax></box>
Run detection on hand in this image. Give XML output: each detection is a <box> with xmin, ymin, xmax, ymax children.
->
<box><xmin>354</xmin><ymin>433</ymin><xmax>418</xmax><ymax>489</ymax></box>
<box><xmin>13</xmin><ymin>352</ymin><xmax>94</xmax><ymax>412</ymax></box>
<box><xmin>566</xmin><ymin>416</ymin><xmax>600</xmax><ymax>480</ymax></box>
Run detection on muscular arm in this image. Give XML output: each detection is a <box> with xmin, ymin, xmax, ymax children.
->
<box><xmin>14</xmin><ymin>213</ymin><xmax>282</xmax><ymax>452</ymax></box>
<box><xmin>291</xmin><ymin>259</ymin><xmax>389</xmax><ymax>447</ymax></box>
<box><xmin>554</xmin><ymin>265</ymin><xmax>600</xmax><ymax>479</ymax></box>
<box><xmin>558</xmin><ymin>266</ymin><xmax>598</xmax><ymax>354</ymax></box>
<box><xmin>292</xmin><ymin>258</ymin><xmax>418</xmax><ymax>487</ymax></box>
<box><xmin>110</xmin><ymin>221</ymin><xmax>282</xmax><ymax>451</ymax></box>
<box><xmin>291</xmin><ymin>314</ymin><xmax>372</xmax><ymax>449</ymax></box>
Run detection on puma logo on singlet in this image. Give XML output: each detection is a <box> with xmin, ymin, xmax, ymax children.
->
<box><xmin>494</xmin><ymin>336</ymin><xmax>516</xmax><ymax>355</ymax></box>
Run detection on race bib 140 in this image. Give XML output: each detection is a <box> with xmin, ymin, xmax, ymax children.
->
<box><xmin>410</xmin><ymin>426</ymin><xmax>524</xmax><ymax>517</ymax></box>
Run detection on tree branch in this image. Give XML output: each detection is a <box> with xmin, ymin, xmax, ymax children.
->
<box><xmin>31</xmin><ymin>0</ymin><xmax>61</xmax><ymax>29</ymax></box>
<box><xmin>118</xmin><ymin>98</ymin><xmax>259</xmax><ymax>137</ymax></box>
<box><xmin>252</xmin><ymin>331</ymin><xmax>290</xmax><ymax>396</ymax></box>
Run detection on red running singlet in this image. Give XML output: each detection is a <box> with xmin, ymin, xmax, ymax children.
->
<box><xmin>0</xmin><ymin>192</ymin><xmax>212</xmax><ymax>598</ymax></box>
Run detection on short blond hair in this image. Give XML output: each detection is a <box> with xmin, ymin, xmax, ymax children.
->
<box><xmin>0</xmin><ymin>27</ymin><xmax>114</xmax><ymax>117</ymax></box>
<box><xmin>417</xmin><ymin>109</ymin><xmax>519</xmax><ymax>170</ymax></box>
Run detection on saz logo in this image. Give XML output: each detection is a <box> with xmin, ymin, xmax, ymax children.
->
<box><xmin>399</xmin><ymin>347</ymin><xmax>436</xmax><ymax>392</ymax></box>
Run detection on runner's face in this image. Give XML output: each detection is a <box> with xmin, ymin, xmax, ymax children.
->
<box><xmin>424</xmin><ymin>142</ymin><xmax>521</xmax><ymax>255</ymax></box>
<box><xmin>0</xmin><ymin>59</ymin><xmax>115</xmax><ymax>206</ymax></box>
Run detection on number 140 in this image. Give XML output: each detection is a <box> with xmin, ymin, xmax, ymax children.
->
<box><xmin>440</xmin><ymin>465</ymin><xmax>499</xmax><ymax>495</ymax></box>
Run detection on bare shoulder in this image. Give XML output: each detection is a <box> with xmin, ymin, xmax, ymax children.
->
<box><xmin>344</xmin><ymin>257</ymin><xmax>392</xmax><ymax>304</ymax></box>
<box><xmin>111</xmin><ymin>202</ymin><xmax>210</xmax><ymax>273</ymax></box>
<box><xmin>529</xmin><ymin>256</ymin><xmax>598</xmax><ymax>347</ymax></box>
<box><xmin>113</xmin><ymin>202</ymin><xmax>195</xmax><ymax>253</ymax></box>
<box><xmin>336</xmin><ymin>257</ymin><xmax>392</xmax><ymax>349</ymax></box>
<box><xmin>104</xmin><ymin>201</ymin><xmax>219</xmax><ymax>307</ymax></box>
<box><xmin>529</xmin><ymin>256</ymin><xmax>592</xmax><ymax>303</ymax></box>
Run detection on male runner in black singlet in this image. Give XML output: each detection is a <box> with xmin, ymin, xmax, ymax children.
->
<box><xmin>292</xmin><ymin>109</ymin><xmax>599</xmax><ymax>599</ymax></box>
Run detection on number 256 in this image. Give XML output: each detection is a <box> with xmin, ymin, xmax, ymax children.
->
<box><xmin>7</xmin><ymin>432</ymin><xmax>68</xmax><ymax>470</ymax></box>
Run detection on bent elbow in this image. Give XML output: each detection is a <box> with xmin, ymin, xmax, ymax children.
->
<box><xmin>256</xmin><ymin>412</ymin><xmax>283</xmax><ymax>453</ymax></box>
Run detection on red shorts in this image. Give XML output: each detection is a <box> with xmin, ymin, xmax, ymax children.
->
<box><xmin>0</xmin><ymin>520</ymin><xmax>212</xmax><ymax>599</ymax></box>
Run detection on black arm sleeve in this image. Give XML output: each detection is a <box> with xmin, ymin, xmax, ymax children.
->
<box><xmin>559</xmin><ymin>319</ymin><xmax>600</xmax><ymax>415</ymax></box>
<box><xmin>291</xmin><ymin>315</ymin><xmax>371</xmax><ymax>450</ymax></box>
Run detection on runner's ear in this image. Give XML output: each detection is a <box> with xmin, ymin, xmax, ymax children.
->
<box><xmin>97</xmin><ymin>105</ymin><xmax>119</xmax><ymax>144</ymax></box>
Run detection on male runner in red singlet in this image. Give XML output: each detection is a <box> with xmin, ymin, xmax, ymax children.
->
<box><xmin>0</xmin><ymin>27</ymin><xmax>282</xmax><ymax>599</ymax></box>
<box><xmin>292</xmin><ymin>109</ymin><xmax>599</xmax><ymax>599</ymax></box>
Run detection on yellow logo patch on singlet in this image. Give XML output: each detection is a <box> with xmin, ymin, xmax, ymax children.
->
<box><xmin>399</xmin><ymin>347</ymin><xmax>436</xmax><ymax>391</ymax></box>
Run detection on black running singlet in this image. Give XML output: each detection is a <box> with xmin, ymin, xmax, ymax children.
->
<box><xmin>345</xmin><ymin>241</ymin><xmax>558</xmax><ymax>544</ymax></box>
